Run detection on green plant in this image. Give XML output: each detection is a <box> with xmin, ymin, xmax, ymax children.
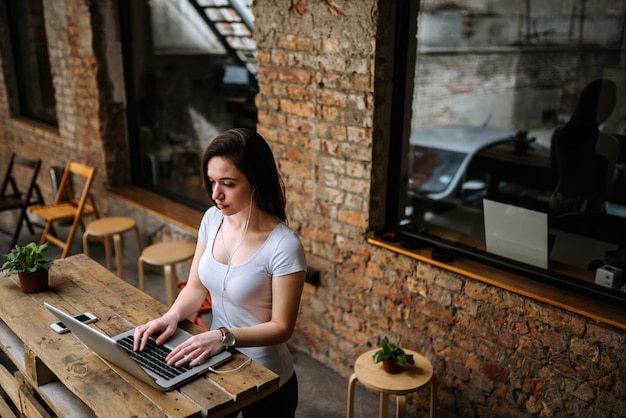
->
<box><xmin>372</xmin><ymin>336</ymin><xmax>415</xmax><ymax>367</ymax></box>
<box><xmin>513</xmin><ymin>130</ymin><xmax>536</xmax><ymax>144</ymax></box>
<box><xmin>1</xmin><ymin>242</ymin><xmax>55</xmax><ymax>276</ymax></box>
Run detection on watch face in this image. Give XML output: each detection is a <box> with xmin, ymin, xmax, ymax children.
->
<box><xmin>224</xmin><ymin>332</ymin><xmax>236</xmax><ymax>347</ymax></box>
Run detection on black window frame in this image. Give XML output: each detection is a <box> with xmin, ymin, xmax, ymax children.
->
<box><xmin>384</xmin><ymin>0</ymin><xmax>626</xmax><ymax>308</ymax></box>
<box><xmin>1</xmin><ymin>0</ymin><xmax>57</xmax><ymax>127</ymax></box>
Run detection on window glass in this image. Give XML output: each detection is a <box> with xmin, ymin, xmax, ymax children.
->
<box><xmin>5</xmin><ymin>0</ymin><xmax>57</xmax><ymax>125</ymax></box>
<box><xmin>120</xmin><ymin>0</ymin><xmax>257</xmax><ymax>209</ymax></box>
<box><xmin>394</xmin><ymin>0</ymin><xmax>626</xmax><ymax>303</ymax></box>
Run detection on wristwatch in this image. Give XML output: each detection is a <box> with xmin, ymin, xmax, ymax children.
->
<box><xmin>219</xmin><ymin>327</ymin><xmax>236</xmax><ymax>350</ymax></box>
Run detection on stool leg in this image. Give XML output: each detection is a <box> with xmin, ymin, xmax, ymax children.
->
<box><xmin>430</xmin><ymin>374</ymin><xmax>436</xmax><ymax>418</ymax></box>
<box><xmin>346</xmin><ymin>373</ymin><xmax>358</xmax><ymax>418</ymax></box>
<box><xmin>379</xmin><ymin>392</ymin><xmax>388</xmax><ymax>418</ymax></box>
<box><xmin>103</xmin><ymin>235</ymin><xmax>113</xmax><ymax>271</ymax></box>
<box><xmin>396</xmin><ymin>395</ymin><xmax>406</xmax><ymax>418</ymax></box>
<box><xmin>82</xmin><ymin>232</ymin><xmax>90</xmax><ymax>257</ymax></box>
<box><xmin>164</xmin><ymin>264</ymin><xmax>179</xmax><ymax>305</ymax></box>
<box><xmin>138</xmin><ymin>257</ymin><xmax>145</xmax><ymax>291</ymax></box>
<box><xmin>113</xmin><ymin>233</ymin><xmax>124</xmax><ymax>281</ymax></box>
<box><xmin>133</xmin><ymin>225</ymin><xmax>143</xmax><ymax>256</ymax></box>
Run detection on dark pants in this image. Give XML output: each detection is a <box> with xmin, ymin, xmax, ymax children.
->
<box><xmin>224</xmin><ymin>372</ymin><xmax>298</xmax><ymax>418</ymax></box>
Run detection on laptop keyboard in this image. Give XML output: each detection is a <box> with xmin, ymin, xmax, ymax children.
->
<box><xmin>116</xmin><ymin>335</ymin><xmax>192</xmax><ymax>380</ymax></box>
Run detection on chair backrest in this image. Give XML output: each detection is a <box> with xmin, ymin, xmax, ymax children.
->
<box><xmin>53</xmin><ymin>160</ymin><xmax>97</xmax><ymax>215</ymax></box>
<box><xmin>0</xmin><ymin>153</ymin><xmax>43</xmax><ymax>205</ymax></box>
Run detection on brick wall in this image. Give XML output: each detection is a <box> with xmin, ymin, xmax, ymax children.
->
<box><xmin>253</xmin><ymin>1</ymin><xmax>626</xmax><ymax>417</ymax></box>
<box><xmin>0</xmin><ymin>0</ymin><xmax>624</xmax><ymax>416</ymax></box>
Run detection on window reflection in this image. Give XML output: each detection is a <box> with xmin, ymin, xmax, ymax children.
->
<box><xmin>121</xmin><ymin>0</ymin><xmax>257</xmax><ymax>209</ymax></box>
<box><xmin>398</xmin><ymin>0</ymin><xmax>626</xmax><ymax>298</ymax></box>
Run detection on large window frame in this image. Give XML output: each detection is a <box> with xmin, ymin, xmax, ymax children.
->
<box><xmin>386</xmin><ymin>0</ymin><xmax>626</xmax><ymax>307</ymax></box>
<box><xmin>1</xmin><ymin>0</ymin><xmax>57</xmax><ymax>127</ymax></box>
<box><xmin>118</xmin><ymin>0</ymin><xmax>258</xmax><ymax>210</ymax></box>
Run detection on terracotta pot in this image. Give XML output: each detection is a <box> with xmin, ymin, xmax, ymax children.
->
<box><xmin>17</xmin><ymin>270</ymin><xmax>49</xmax><ymax>293</ymax></box>
<box><xmin>382</xmin><ymin>359</ymin><xmax>404</xmax><ymax>374</ymax></box>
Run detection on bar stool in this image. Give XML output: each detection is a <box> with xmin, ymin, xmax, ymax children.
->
<box><xmin>346</xmin><ymin>349</ymin><xmax>435</xmax><ymax>418</ymax></box>
<box><xmin>138</xmin><ymin>241</ymin><xmax>196</xmax><ymax>305</ymax></box>
<box><xmin>82</xmin><ymin>216</ymin><xmax>142</xmax><ymax>281</ymax></box>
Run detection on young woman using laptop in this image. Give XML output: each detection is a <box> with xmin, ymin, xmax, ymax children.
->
<box><xmin>134</xmin><ymin>128</ymin><xmax>307</xmax><ymax>418</ymax></box>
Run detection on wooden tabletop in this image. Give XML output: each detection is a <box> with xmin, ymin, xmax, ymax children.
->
<box><xmin>0</xmin><ymin>254</ymin><xmax>279</xmax><ymax>418</ymax></box>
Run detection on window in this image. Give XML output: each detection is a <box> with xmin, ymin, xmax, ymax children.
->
<box><xmin>119</xmin><ymin>0</ymin><xmax>257</xmax><ymax>209</ymax></box>
<box><xmin>2</xmin><ymin>0</ymin><xmax>57</xmax><ymax>126</ymax></box>
<box><xmin>388</xmin><ymin>0</ymin><xmax>626</xmax><ymax>306</ymax></box>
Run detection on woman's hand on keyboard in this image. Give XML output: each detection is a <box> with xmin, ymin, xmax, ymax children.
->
<box><xmin>133</xmin><ymin>313</ymin><xmax>178</xmax><ymax>351</ymax></box>
<box><xmin>166</xmin><ymin>329</ymin><xmax>223</xmax><ymax>367</ymax></box>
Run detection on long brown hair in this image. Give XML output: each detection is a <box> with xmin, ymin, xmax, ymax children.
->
<box><xmin>201</xmin><ymin>128</ymin><xmax>287</xmax><ymax>222</ymax></box>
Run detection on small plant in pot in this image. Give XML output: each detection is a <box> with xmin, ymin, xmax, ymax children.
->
<box><xmin>2</xmin><ymin>242</ymin><xmax>55</xmax><ymax>293</ymax></box>
<box><xmin>372</xmin><ymin>336</ymin><xmax>415</xmax><ymax>374</ymax></box>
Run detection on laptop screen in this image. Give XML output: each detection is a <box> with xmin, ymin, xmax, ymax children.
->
<box><xmin>483</xmin><ymin>199</ymin><xmax>548</xmax><ymax>268</ymax></box>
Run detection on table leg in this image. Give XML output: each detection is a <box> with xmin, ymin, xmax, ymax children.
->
<box><xmin>346</xmin><ymin>373</ymin><xmax>358</xmax><ymax>418</ymax></box>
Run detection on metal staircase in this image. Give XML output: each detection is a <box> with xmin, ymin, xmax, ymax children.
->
<box><xmin>188</xmin><ymin>0</ymin><xmax>257</xmax><ymax>77</ymax></box>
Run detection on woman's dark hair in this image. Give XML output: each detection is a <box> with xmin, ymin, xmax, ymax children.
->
<box><xmin>201</xmin><ymin>128</ymin><xmax>287</xmax><ymax>222</ymax></box>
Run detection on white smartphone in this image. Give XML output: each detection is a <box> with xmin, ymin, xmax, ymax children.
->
<box><xmin>50</xmin><ymin>312</ymin><xmax>97</xmax><ymax>334</ymax></box>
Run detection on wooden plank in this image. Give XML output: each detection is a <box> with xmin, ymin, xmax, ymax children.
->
<box><xmin>0</xmin><ymin>391</ymin><xmax>17</xmax><ymax>418</ymax></box>
<box><xmin>2</xmin><ymin>308</ymin><xmax>96</xmax><ymax>418</ymax></box>
<box><xmin>16</xmin><ymin>379</ymin><xmax>52</xmax><ymax>418</ymax></box>
<box><xmin>37</xmin><ymin>381</ymin><xmax>96</xmax><ymax>418</ymax></box>
<box><xmin>0</xmin><ymin>353</ymin><xmax>20</xmax><ymax>412</ymax></box>
<box><xmin>25</xmin><ymin>348</ymin><xmax>57</xmax><ymax>386</ymax></box>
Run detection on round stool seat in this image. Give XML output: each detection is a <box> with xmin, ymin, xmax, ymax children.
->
<box><xmin>139</xmin><ymin>241</ymin><xmax>196</xmax><ymax>265</ymax></box>
<box><xmin>84</xmin><ymin>217</ymin><xmax>137</xmax><ymax>236</ymax></box>
<box><xmin>138</xmin><ymin>241</ymin><xmax>196</xmax><ymax>305</ymax></box>
<box><xmin>83</xmin><ymin>216</ymin><xmax>142</xmax><ymax>281</ymax></box>
<box><xmin>347</xmin><ymin>349</ymin><xmax>435</xmax><ymax>418</ymax></box>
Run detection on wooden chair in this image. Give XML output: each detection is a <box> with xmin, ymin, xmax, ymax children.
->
<box><xmin>0</xmin><ymin>153</ymin><xmax>45</xmax><ymax>250</ymax></box>
<box><xmin>30</xmin><ymin>160</ymin><xmax>99</xmax><ymax>258</ymax></box>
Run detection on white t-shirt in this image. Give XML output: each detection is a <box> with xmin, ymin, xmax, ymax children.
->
<box><xmin>197</xmin><ymin>206</ymin><xmax>306</xmax><ymax>386</ymax></box>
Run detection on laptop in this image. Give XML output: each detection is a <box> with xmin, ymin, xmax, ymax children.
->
<box><xmin>483</xmin><ymin>199</ymin><xmax>548</xmax><ymax>269</ymax></box>
<box><xmin>44</xmin><ymin>302</ymin><xmax>232</xmax><ymax>391</ymax></box>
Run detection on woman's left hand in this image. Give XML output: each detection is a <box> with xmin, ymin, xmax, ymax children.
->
<box><xmin>166</xmin><ymin>329</ymin><xmax>224</xmax><ymax>367</ymax></box>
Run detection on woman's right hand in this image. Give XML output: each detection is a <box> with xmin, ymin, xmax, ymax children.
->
<box><xmin>133</xmin><ymin>313</ymin><xmax>179</xmax><ymax>351</ymax></box>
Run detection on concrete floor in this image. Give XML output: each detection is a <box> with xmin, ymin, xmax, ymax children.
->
<box><xmin>0</xmin><ymin>218</ymin><xmax>407</xmax><ymax>418</ymax></box>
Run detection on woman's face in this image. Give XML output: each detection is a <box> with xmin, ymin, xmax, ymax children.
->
<box><xmin>207</xmin><ymin>156</ymin><xmax>253</xmax><ymax>216</ymax></box>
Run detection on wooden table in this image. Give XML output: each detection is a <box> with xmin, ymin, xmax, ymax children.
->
<box><xmin>346</xmin><ymin>349</ymin><xmax>435</xmax><ymax>418</ymax></box>
<box><xmin>0</xmin><ymin>254</ymin><xmax>279</xmax><ymax>418</ymax></box>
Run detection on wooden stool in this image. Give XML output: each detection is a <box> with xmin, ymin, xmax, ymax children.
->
<box><xmin>138</xmin><ymin>241</ymin><xmax>196</xmax><ymax>305</ymax></box>
<box><xmin>346</xmin><ymin>349</ymin><xmax>435</xmax><ymax>418</ymax></box>
<box><xmin>82</xmin><ymin>216</ymin><xmax>142</xmax><ymax>281</ymax></box>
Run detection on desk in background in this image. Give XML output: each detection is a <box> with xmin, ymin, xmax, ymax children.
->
<box><xmin>470</xmin><ymin>142</ymin><xmax>556</xmax><ymax>200</ymax></box>
<box><xmin>0</xmin><ymin>254</ymin><xmax>279</xmax><ymax>418</ymax></box>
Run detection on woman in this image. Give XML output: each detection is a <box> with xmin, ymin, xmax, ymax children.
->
<box><xmin>549</xmin><ymin>79</ymin><xmax>618</xmax><ymax>232</ymax></box>
<box><xmin>134</xmin><ymin>128</ymin><xmax>307</xmax><ymax>417</ymax></box>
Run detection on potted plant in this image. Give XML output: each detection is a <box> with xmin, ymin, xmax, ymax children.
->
<box><xmin>372</xmin><ymin>336</ymin><xmax>415</xmax><ymax>374</ymax></box>
<box><xmin>2</xmin><ymin>242</ymin><xmax>55</xmax><ymax>293</ymax></box>
<box><xmin>512</xmin><ymin>130</ymin><xmax>536</xmax><ymax>155</ymax></box>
